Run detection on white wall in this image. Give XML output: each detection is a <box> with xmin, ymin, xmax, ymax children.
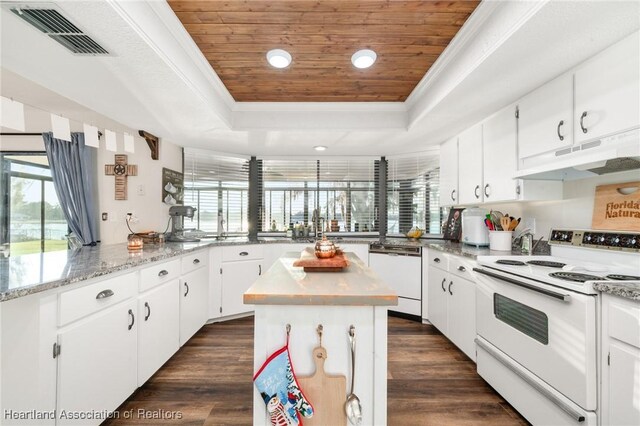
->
<box><xmin>483</xmin><ymin>169</ymin><xmax>640</xmax><ymax>239</ymax></box>
<box><xmin>1</xmin><ymin>125</ymin><xmax>182</xmax><ymax>245</ymax></box>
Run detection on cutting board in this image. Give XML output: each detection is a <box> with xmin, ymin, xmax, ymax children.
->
<box><xmin>297</xmin><ymin>347</ymin><xmax>347</xmax><ymax>426</ymax></box>
<box><xmin>592</xmin><ymin>181</ymin><xmax>640</xmax><ymax>231</ymax></box>
<box><xmin>292</xmin><ymin>248</ymin><xmax>350</xmax><ymax>272</ymax></box>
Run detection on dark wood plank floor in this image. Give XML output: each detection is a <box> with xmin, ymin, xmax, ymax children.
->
<box><xmin>104</xmin><ymin>316</ymin><xmax>527</xmax><ymax>425</ymax></box>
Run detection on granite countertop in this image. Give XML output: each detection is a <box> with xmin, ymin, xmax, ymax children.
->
<box><xmin>593</xmin><ymin>281</ymin><xmax>640</xmax><ymax>301</ymax></box>
<box><xmin>244</xmin><ymin>252</ymin><xmax>398</xmax><ymax>306</ymax></box>
<box><xmin>423</xmin><ymin>240</ymin><xmax>551</xmax><ymax>259</ymax></box>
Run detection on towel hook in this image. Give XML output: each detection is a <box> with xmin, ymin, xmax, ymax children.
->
<box><xmin>317</xmin><ymin>324</ymin><xmax>323</xmax><ymax>347</ymax></box>
<box><xmin>286</xmin><ymin>323</ymin><xmax>291</xmax><ymax>337</ymax></box>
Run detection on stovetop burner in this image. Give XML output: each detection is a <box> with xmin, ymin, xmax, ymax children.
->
<box><xmin>496</xmin><ymin>259</ymin><xmax>526</xmax><ymax>266</ymax></box>
<box><xmin>549</xmin><ymin>272</ymin><xmax>606</xmax><ymax>283</ymax></box>
<box><xmin>527</xmin><ymin>260</ymin><xmax>566</xmax><ymax>268</ymax></box>
<box><xmin>606</xmin><ymin>274</ymin><xmax>640</xmax><ymax>281</ymax></box>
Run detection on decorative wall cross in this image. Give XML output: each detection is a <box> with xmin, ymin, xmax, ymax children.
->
<box><xmin>105</xmin><ymin>154</ymin><xmax>138</xmax><ymax>200</ymax></box>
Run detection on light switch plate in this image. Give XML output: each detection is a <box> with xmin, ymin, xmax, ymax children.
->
<box><xmin>137</xmin><ymin>184</ymin><xmax>145</xmax><ymax>196</ymax></box>
<box><xmin>523</xmin><ymin>217</ymin><xmax>536</xmax><ymax>235</ymax></box>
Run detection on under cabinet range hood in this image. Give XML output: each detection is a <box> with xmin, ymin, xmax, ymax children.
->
<box><xmin>516</xmin><ymin>128</ymin><xmax>640</xmax><ymax>180</ymax></box>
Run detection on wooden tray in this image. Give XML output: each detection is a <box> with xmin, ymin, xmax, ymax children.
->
<box><xmin>592</xmin><ymin>181</ymin><xmax>640</xmax><ymax>231</ymax></box>
<box><xmin>293</xmin><ymin>248</ymin><xmax>349</xmax><ymax>272</ymax></box>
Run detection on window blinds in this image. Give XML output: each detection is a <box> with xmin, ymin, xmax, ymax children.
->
<box><xmin>258</xmin><ymin>157</ymin><xmax>378</xmax><ymax>233</ymax></box>
<box><xmin>386</xmin><ymin>153</ymin><xmax>442</xmax><ymax>235</ymax></box>
<box><xmin>183</xmin><ymin>149</ymin><xmax>249</xmax><ymax>235</ymax></box>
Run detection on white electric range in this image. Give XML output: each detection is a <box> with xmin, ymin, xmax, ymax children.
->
<box><xmin>473</xmin><ymin>228</ymin><xmax>640</xmax><ymax>426</ymax></box>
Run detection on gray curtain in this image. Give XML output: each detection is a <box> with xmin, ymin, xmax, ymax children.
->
<box><xmin>43</xmin><ymin>132</ymin><xmax>99</xmax><ymax>246</ymax></box>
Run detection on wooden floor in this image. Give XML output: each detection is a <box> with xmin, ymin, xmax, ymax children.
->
<box><xmin>104</xmin><ymin>316</ymin><xmax>527</xmax><ymax>426</ymax></box>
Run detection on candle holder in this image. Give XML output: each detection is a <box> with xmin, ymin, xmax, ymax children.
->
<box><xmin>127</xmin><ymin>235</ymin><xmax>143</xmax><ymax>252</ymax></box>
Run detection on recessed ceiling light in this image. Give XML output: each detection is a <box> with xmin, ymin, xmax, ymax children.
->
<box><xmin>351</xmin><ymin>49</ymin><xmax>377</xmax><ymax>69</ymax></box>
<box><xmin>314</xmin><ymin>145</ymin><xmax>327</xmax><ymax>151</ymax></box>
<box><xmin>267</xmin><ymin>49</ymin><xmax>292</xmax><ymax>68</ymax></box>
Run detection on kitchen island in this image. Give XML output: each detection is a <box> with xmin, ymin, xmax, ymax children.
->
<box><xmin>244</xmin><ymin>251</ymin><xmax>397</xmax><ymax>426</ymax></box>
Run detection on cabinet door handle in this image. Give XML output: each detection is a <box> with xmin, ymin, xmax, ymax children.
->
<box><xmin>448</xmin><ymin>281</ymin><xmax>454</xmax><ymax>295</ymax></box>
<box><xmin>474</xmin><ymin>185</ymin><xmax>480</xmax><ymax>199</ymax></box>
<box><xmin>580</xmin><ymin>111</ymin><xmax>588</xmax><ymax>134</ymax></box>
<box><xmin>144</xmin><ymin>302</ymin><xmax>151</xmax><ymax>321</ymax></box>
<box><xmin>557</xmin><ymin>120</ymin><xmax>565</xmax><ymax>141</ymax></box>
<box><xmin>484</xmin><ymin>184</ymin><xmax>490</xmax><ymax>198</ymax></box>
<box><xmin>457</xmin><ymin>266</ymin><xmax>466</xmax><ymax>272</ymax></box>
<box><xmin>239</xmin><ymin>251</ymin><xmax>249</xmax><ymax>256</ymax></box>
<box><xmin>451</xmin><ymin>189</ymin><xmax>456</xmax><ymax>202</ymax></box>
<box><xmin>193</xmin><ymin>258</ymin><xmax>200</xmax><ymax>265</ymax></box>
<box><xmin>128</xmin><ymin>309</ymin><xmax>135</xmax><ymax>330</ymax></box>
<box><xmin>158</xmin><ymin>270</ymin><xmax>168</xmax><ymax>277</ymax></box>
<box><xmin>433</xmin><ymin>257</ymin><xmax>441</xmax><ymax>263</ymax></box>
<box><xmin>96</xmin><ymin>289</ymin><xmax>114</xmax><ymax>300</ymax></box>
<box><xmin>259</xmin><ymin>264</ymin><xmax>262</xmax><ymax>275</ymax></box>
<box><xmin>184</xmin><ymin>282</ymin><xmax>189</xmax><ymax>297</ymax></box>
<box><xmin>441</xmin><ymin>278</ymin><xmax>446</xmax><ymax>292</ymax></box>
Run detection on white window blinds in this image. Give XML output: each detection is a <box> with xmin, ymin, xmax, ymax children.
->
<box><xmin>387</xmin><ymin>153</ymin><xmax>442</xmax><ymax>235</ymax></box>
<box><xmin>183</xmin><ymin>149</ymin><xmax>249</xmax><ymax>235</ymax></box>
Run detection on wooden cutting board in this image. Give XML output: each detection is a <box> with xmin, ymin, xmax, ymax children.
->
<box><xmin>292</xmin><ymin>248</ymin><xmax>350</xmax><ymax>272</ymax></box>
<box><xmin>592</xmin><ymin>181</ymin><xmax>640</xmax><ymax>231</ymax></box>
<box><xmin>297</xmin><ymin>346</ymin><xmax>347</xmax><ymax>426</ymax></box>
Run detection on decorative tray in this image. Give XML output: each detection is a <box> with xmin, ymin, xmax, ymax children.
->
<box><xmin>292</xmin><ymin>248</ymin><xmax>350</xmax><ymax>272</ymax></box>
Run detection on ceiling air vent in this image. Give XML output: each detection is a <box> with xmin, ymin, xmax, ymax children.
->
<box><xmin>10</xmin><ymin>7</ymin><xmax>109</xmax><ymax>55</ymax></box>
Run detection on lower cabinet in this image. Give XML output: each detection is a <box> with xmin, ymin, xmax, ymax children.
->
<box><xmin>179</xmin><ymin>266</ymin><xmax>209</xmax><ymax>346</ymax></box>
<box><xmin>137</xmin><ymin>279</ymin><xmax>180</xmax><ymax>385</ymax></box>
<box><xmin>601</xmin><ymin>293</ymin><xmax>640</xmax><ymax>425</ymax></box>
<box><xmin>221</xmin><ymin>259</ymin><xmax>262</xmax><ymax>317</ymax></box>
<box><xmin>57</xmin><ymin>299</ymin><xmax>138</xmax><ymax>425</ymax></box>
<box><xmin>427</xmin><ymin>254</ymin><xmax>477</xmax><ymax>361</ymax></box>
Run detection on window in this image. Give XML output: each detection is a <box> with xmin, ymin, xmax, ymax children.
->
<box><xmin>183</xmin><ymin>149</ymin><xmax>249</xmax><ymax>235</ymax></box>
<box><xmin>387</xmin><ymin>154</ymin><xmax>443</xmax><ymax>235</ymax></box>
<box><xmin>259</xmin><ymin>158</ymin><xmax>378</xmax><ymax>233</ymax></box>
<box><xmin>0</xmin><ymin>153</ymin><xmax>69</xmax><ymax>256</ymax></box>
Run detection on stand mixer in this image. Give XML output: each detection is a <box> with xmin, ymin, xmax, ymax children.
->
<box><xmin>166</xmin><ymin>206</ymin><xmax>201</xmax><ymax>242</ymax></box>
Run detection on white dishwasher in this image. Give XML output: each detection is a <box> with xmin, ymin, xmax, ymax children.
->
<box><xmin>368</xmin><ymin>243</ymin><xmax>422</xmax><ymax>318</ymax></box>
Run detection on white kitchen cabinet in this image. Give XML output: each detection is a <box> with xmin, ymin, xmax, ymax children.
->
<box><xmin>137</xmin><ymin>279</ymin><xmax>180</xmax><ymax>385</ymax></box>
<box><xmin>179</xmin><ymin>266</ymin><xmax>209</xmax><ymax>346</ymax></box>
<box><xmin>57</xmin><ymin>299</ymin><xmax>138</xmax><ymax>425</ymax></box>
<box><xmin>439</xmin><ymin>136</ymin><xmax>458</xmax><ymax>207</ymax></box>
<box><xmin>427</xmin><ymin>252</ymin><xmax>477</xmax><ymax>361</ymax></box>
<box><xmin>518</xmin><ymin>72</ymin><xmax>573</xmax><ymax>159</ymax></box>
<box><xmin>574</xmin><ymin>31</ymin><xmax>640</xmax><ymax>145</ymax></box>
<box><xmin>209</xmin><ymin>246</ymin><xmax>223</xmax><ymax>319</ymax></box>
<box><xmin>457</xmin><ymin>123</ymin><xmax>483</xmax><ymax>205</ymax></box>
<box><xmin>427</xmin><ymin>266</ymin><xmax>449</xmax><ymax>333</ymax></box>
<box><xmin>340</xmin><ymin>243</ymin><xmax>369</xmax><ymax>266</ymax></box>
<box><xmin>483</xmin><ymin>105</ymin><xmax>520</xmax><ymax>202</ymax></box>
<box><xmin>601</xmin><ymin>293</ymin><xmax>640</xmax><ymax>426</ymax></box>
<box><xmin>221</xmin><ymin>258</ymin><xmax>262</xmax><ymax>317</ymax></box>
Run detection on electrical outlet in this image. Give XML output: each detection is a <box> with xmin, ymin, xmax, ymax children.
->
<box><xmin>137</xmin><ymin>184</ymin><xmax>145</xmax><ymax>196</ymax></box>
<box><xmin>523</xmin><ymin>217</ymin><xmax>536</xmax><ymax>235</ymax></box>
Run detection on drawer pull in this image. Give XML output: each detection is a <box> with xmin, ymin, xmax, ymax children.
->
<box><xmin>239</xmin><ymin>251</ymin><xmax>249</xmax><ymax>256</ymax></box>
<box><xmin>441</xmin><ymin>278</ymin><xmax>446</xmax><ymax>292</ymax></box>
<box><xmin>144</xmin><ymin>302</ymin><xmax>151</xmax><ymax>321</ymax></box>
<box><xmin>184</xmin><ymin>282</ymin><xmax>189</xmax><ymax>297</ymax></box>
<box><xmin>96</xmin><ymin>289</ymin><xmax>114</xmax><ymax>300</ymax></box>
<box><xmin>193</xmin><ymin>258</ymin><xmax>200</xmax><ymax>264</ymax></box>
<box><xmin>128</xmin><ymin>309</ymin><xmax>135</xmax><ymax>330</ymax></box>
<box><xmin>434</xmin><ymin>258</ymin><xmax>441</xmax><ymax>263</ymax></box>
<box><xmin>158</xmin><ymin>270</ymin><xmax>169</xmax><ymax>277</ymax></box>
<box><xmin>448</xmin><ymin>281</ymin><xmax>454</xmax><ymax>295</ymax></box>
<box><xmin>457</xmin><ymin>266</ymin><xmax>466</xmax><ymax>272</ymax></box>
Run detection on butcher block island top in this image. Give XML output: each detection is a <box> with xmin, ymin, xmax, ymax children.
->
<box><xmin>244</xmin><ymin>251</ymin><xmax>398</xmax><ymax>306</ymax></box>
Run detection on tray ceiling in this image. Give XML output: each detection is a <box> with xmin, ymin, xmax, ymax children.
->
<box><xmin>167</xmin><ymin>0</ymin><xmax>480</xmax><ymax>102</ymax></box>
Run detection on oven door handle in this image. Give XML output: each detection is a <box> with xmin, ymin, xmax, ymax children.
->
<box><xmin>473</xmin><ymin>267</ymin><xmax>571</xmax><ymax>302</ymax></box>
<box><xmin>475</xmin><ymin>337</ymin><xmax>586</xmax><ymax>423</ymax></box>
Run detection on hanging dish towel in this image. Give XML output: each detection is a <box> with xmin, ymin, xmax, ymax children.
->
<box><xmin>254</xmin><ymin>329</ymin><xmax>314</xmax><ymax>425</ymax></box>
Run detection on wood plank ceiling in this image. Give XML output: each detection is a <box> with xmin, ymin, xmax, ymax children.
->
<box><xmin>168</xmin><ymin>1</ymin><xmax>481</xmax><ymax>102</ymax></box>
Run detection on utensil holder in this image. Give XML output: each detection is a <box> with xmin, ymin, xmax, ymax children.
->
<box><xmin>489</xmin><ymin>231</ymin><xmax>513</xmax><ymax>251</ymax></box>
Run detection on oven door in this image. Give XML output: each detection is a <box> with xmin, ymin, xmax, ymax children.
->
<box><xmin>474</xmin><ymin>267</ymin><xmax>597</xmax><ymax>410</ymax></box>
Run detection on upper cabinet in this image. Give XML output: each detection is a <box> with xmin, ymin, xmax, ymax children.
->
<box><xmin>457</xmin><ymin>124</ymin><xmax>484</xmax><ymax>205</ymax></box>
<box><xmin>574</xmin><ymin>32</ymin><xmax>640</xmax><ymax>145</ymax></box>
<box><xmin>483</xmin><ymin>105</ymin><xmax>520</xmax><ymax>202</ymax></box>
<box><xmin>439</xmin><ymin>136</ymin><xmax>459</xmax><ymax>207</ymax></box>
<box><xmin>518</xmin><ymin>72</ymin><xmax>574</xmax><ymax>159</ymax></box>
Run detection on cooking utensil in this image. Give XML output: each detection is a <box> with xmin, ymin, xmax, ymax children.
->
<box><xmin>500</xmin><ymin>216</ymin><xmax>511</xmax><ymax>232</ymax></box>
<box><xmin>345</xmin><ymin>325</ymin><xmax>362</xmax><ymax>425</ymax></box>
<box><xmin>298</xmin><ymin>325</ymin><xmax>347</xmax><ymax>426</ymax></box>
<box><xmin>490</xmin><ymin>210</ymin><xmax>504</xmax><ymax>230</ymax></box>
